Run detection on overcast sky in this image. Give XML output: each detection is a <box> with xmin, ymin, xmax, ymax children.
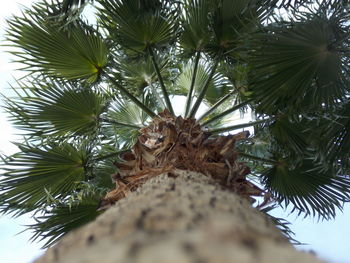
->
<box><xmin>0</xmin><ymin>1</ymin><xmax>349</xmax><ymax>263</ymax></box>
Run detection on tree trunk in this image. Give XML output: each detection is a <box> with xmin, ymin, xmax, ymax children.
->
<box><xmin>34</xmin><ymin>170</ymin><xmax>323</xmax><ymax>263</ymax></box>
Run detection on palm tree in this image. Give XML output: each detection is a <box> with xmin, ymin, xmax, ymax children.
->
<box><xmin>0</xmin><ymin>0</ymin><xmax>349</xmax><ymax>258</ymax></box>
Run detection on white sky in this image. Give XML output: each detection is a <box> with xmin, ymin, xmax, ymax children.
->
<box><xmin>0</xmin><ymin>1</ymin><xmax>349</xmax><ymax>263</ymax></box>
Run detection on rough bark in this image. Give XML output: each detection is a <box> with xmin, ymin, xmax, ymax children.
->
<box><xmin>34</xmin><ymin>170</ymin><xmax>323</xmax><ymax>263</ymax></box>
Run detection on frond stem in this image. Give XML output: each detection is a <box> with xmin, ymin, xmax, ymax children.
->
<box><xmin>208</xmin><ymin>118</ymin><xmax>269</xmax><ymax>134</ymax></box>
<box><xmin>201</xmin><ymin>99</ymin><xmax>252</xmax><ymax>126</ymax></box>
<box><xmin>197</xmin><ymin>89</ymin><xmax>238</xmax><ymax>122</ymax></box>
<box><xmin>104</xmin><ymin>73</ymin><xmax>157</xmax><ymax>118</ymax></box>
<box><xmin>99</xmin><ymin>117</ymin><xmax>142</xmax><ymax>129</ymax></box>
<box><xmin>148</xmin><ymin>46</ymin><xmax>174</xmax><ymax>115</ymax></box>
<box><xmin>188</xmin><ymin>52</ymin><xmax>222</xmax><ymax>118</ymax></box>
<box><xmin>184</xmin><ymin>51</ymin><xmax>201</xmax><ymax>117</ymax></box>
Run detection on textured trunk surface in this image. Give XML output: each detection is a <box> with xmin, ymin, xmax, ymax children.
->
<box><xmin>34</xmin><ymin>170</ymin><xmax>323</xmax><ymax>263</ymax></box>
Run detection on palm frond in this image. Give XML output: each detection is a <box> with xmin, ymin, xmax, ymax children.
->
<box><xmin>209</xmin><ymin>118</ymin><xmax>269</xmax><ymax>134</ymax></box>
<box><xmin>148</xmin><ymin>46</ymin><xmax>175</xmax><ymax>114</ymax></box>
<box><xmin>325</xmin><ymin>100</ymin><xmax>350</xmax><ymax>167</ymax></box>
<box><xmin>260</xmin><ymin>204</ymin><xmax>301</xmax><ymax>244</ymax></box>
<box><xmin>180</xmin><ymin>0</ymin><xmax>211</xmax><ymax>53</ymax></box>
<box><xmin>6</xmin><ymin>10</ymin><xmax>108</xmax><ymax>82</ymax></box>
<box><xmin>114</xmin><ymin>54</ymin><xmax>172</xmax><ymax>110</ymax></box>
<box><xmin>209</xmin><ymin>0</ymin><xmax>267</xmax><ymax>54</ymax></box>
<box><xmin>260</xmin><ymin>0</ymin><xmax>348</xmax><ymax>9</ymax></box>
<box><xmin>3</xmin><ymin>80</ymin><xmax>106</xmax><ymax>136</ymax></box>
<box><xmin>188</xmin><ymin>54</ymin><xmax>222</xmax><ymax>118</ymax></box>
<box><xmin>257</xmin><ymin>0</ymin><xmax>311</xmax><ymax>9</ymax></box>
<box><xmin>218</xmin><ymin>63</ymin><xmax>250</xmax><ymax>97</ymax></box>
<box><xmin>46</xmin><ymin>0</ymin><xmax>92</xmax><ymax>26</ymax></box>
<box><xmin>249</xmin><ymin>16</ymin><xmax>349</xmax><ymax>113</ymax></box>
<box><xmin>261</xmin><ymin>158</ymin><xmax>350</xmax><ymax>219</ymax></box>
<box><xmin>104</xmin><ymin>94</ymin><xmax>157</xmax><ymax>147</ymax></box>
<box><xmin>105</xmin><ymin>74</ymin><xmax>157</xmax><ymax>118</ymax></box>
<box><xmin>91</xmin><ymin>159</ymin><xmax>117</xmax><ymax>189</ymax></box>
<box><xmin>201</xmin><ymin>99</ymin><xmax>252</xmax><ymax>126</ymax></box>
<box><xmin>29</xmin><ymin>192</ymin><xmax>101</xmax><ymax>248</ymax></box>
<box><xmin>268</xmin><ymin>116</ymin><xmax>308</xmax><ymax>155</ymax></box>
<box><xmin>97</xmin><ymin>0</ymin><xmax>177</xmax><ymax>52</ymax></box>
<box><xmin>117</xmin><ymin>57</ymin><xmax>157</xmax><ymax>94</ymax></box>
<box><xmin>177</xmin><ymin>62</ymin><xmax>230</xmax><ymax>106</ymax></box>
<box><xmin>107</xmin><ymin>95</ymin><xmax>155</xmax><ymax>127</ymax></box>
<box><xmin>0</xmin><ymin>143</ymin><xmax>89</xmax><ymax>215</ymax></box>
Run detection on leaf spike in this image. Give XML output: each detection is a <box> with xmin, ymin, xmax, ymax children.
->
<box><xmin>201</xmin><ymin>99</ymin><xmax>253</xmax><ymax>125</ymax></box>
<box><xmin>184</xmin><ymin>51</ymin><xmax>201</xmax><ymax>117</ymax></box>
<box><xmin>147</xmin><ymin>45</ymin><xmax>175</xmax><ymax>115</ymax></box>
<box><xmin>104</xmin><ymin>73</ymin><xmax>157</xmax><ymax>118</ymax></box>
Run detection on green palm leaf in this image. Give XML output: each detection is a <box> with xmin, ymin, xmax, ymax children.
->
<box><xmin>249</xmin><ymin>17</ymin><xmax>349</xmax><ymax>113</ymax></box>
<box><xmin>180</xmin><ymin>0</ymin><xmax>211</xmax><ymax>52</ymax></box>
<box><xmin>0</xmin><ymin>143</ymin><xmax>88</xmax><ymax>215</ymax></box>
<box><xmin>92</xmin><ymin>159</ymin><xmax>117</xmax><ymax>189</ymax></box>
<box><xmin>108</xmin><ymin>96</ymin><xmax>155</xmax><ymax>127</ymax></box>
<box><xmin>325</xmin><ymin>100</ymin><xmax>350</xmax><ymax>167</ymax></box>
<box><xmin>4</xmin><ymin>80</ymin><xmax>106</xmax><ymax>136</ymax></box>
<box><xmin>98</xmin><ymin>0</ymin><xmax>176</xmax><ymax>52</ymax></box>
<box><xmin>29</xmin><ymin>192</ymin><xmax>101</xmax><ymax>248</ymax></box>
<box><xmin>116</xmin><ymin>56</ymin><xmax>169</xmax><ymax>97</ymax></box>
<box><xmin>261</xmin><ymin>158</ymin><xmax>350</xmax><ymax>219</ymax></box>
<box><xmin>104</xmin><ymin>94</ymin><xmax>157</xmax><ymax>147</ymax></box>
<box><xmin>176</xmin><ymin>63</ymin><xmax>230</xmax><ymax>105</ymax></box>
<box><xmin>260</xmin><ymin>204</ymin><xmax>300</xmax><ymax>244</ymax></box>
<box><xmin>119</xmin><ymin>58</ymin><xmax>155</xmax><ymax>92</ymax></box>
<box><xmin>210</xmin><ymin>0</ymin><xmax>265</xmax><ymax>53</ymax></box>
<box><xmin>268</xmin><ymin>116</ymin><xmax>308</xmax><ymax>155</ymax></box>
<box><xmin>6</xmin><ymin>11</ymin><xmax>108</xmax><ymax>82</ymax></box>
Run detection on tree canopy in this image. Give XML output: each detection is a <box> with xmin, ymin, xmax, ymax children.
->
<box><xmin>0</xmin><ymin>0</ymin><xmax>349</xmax><ymax>247</ymax></box>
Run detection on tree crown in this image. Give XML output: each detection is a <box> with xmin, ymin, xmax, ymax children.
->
<box><xmin>1</xmin><ymin>0</ymin><xmax>349</xmax><ymax>247</ymax></box>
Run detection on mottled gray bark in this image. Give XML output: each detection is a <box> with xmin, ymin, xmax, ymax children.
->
<box><xmin>34</xmin><ymin>170</ymin><xmax>323</xmax><ymax>263</ymax></box>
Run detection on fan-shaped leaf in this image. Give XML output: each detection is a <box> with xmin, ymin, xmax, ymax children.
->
<box><xmin>4</xmin><ymin>80</ymin><xmax>106</xmax><ymax>136</ymax></box>
<box><xmin>180</xmin><ymin>0</ymin><xmax>211</xmax><ymax>52</ymax></box>
<box><xmin>326</xmin><ymin>101</ymin><xmax>350</xmax><ymax>167</ymax></box>
<box><xmin>250</xmin><ymin>18</ymin><xmax>348</xmax><ymax>113</ymax></box>
<box><xmin>176</xmin><ymin>63</ymin><xmax>229</xmax><ymax>105</ymax></box>
<box><xmin>210</xmin><ymin>0</ymin><xmax>265</xmax><ymax>52</ymax></box>
<box><xmin>0</xmin><ymin>143</ymin><xmax>88</xmax><ymax>215</ymax></box>
<box><xmin>6</xmin><ymin>13</ymin><xmax>108</xmax><ymax>82</ymax></box>
<box><xmin>29</xmin><ymin>192</ymin><xmax>101</xmax><ymax>248</ymax></box>
<box><xmin>105</xmin><ymin>94</ymin><xmax>157</xmax><ymax>147</ymax></box>
<box><xmin>98</xmin><ymin>0</ymin><xmax>176</xmax><ymax>52</ymax></box>
<box><xmin>108</xmin><ymin>96</ymin><xmax>155</xmax><ymax>127</ymax></box>
<box><xmin>269</xmin><ymin>116</ymin><xmax>308</xmax><ymax>155</ymax></box>
<box><xmin>262</xmin><ymin>158</ymin><xmax>350</xmax><ymax>219</ymax></box>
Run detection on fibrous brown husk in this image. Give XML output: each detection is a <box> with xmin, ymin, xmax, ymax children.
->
<box><xmin>99</xmin><ymin>110</ymin><xmax>268</xmax><ymax>209</ymax></box>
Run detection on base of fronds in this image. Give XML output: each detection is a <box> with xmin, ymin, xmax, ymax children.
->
<box><xmin>99</xmin><ymin>110</ymin><xmax>269</xmax><ymax>210</ymax></box>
